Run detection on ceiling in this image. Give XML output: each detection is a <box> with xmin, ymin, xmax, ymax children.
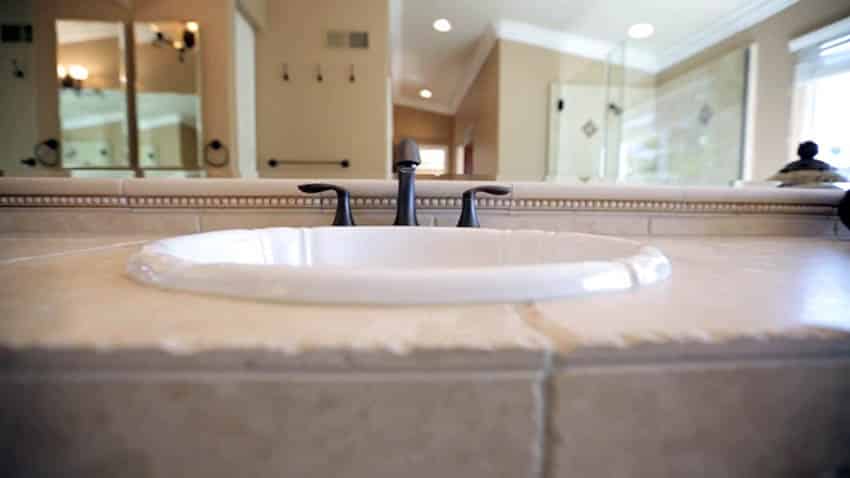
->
<box><xmin>392</xmin><ymin>0</ymin><xmax>797</xmax><ymax>114</ymax></box>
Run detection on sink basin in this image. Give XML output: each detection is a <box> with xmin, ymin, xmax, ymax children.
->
<box><xmin>127</xmin><ymin>227</ymin><xmax>671</xmax><ymax>305</ymax></box>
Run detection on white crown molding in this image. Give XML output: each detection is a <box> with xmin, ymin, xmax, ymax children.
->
<box><xmin>494</xmin><ymin>20</ymin><xmax>659</xmax><ymax>73</ymax></box>
<box><xmin>448</xmin><ymin>25</ymin><xmax>498</xmax><ymax>114</ymax></box>
<box><xmin>393</xmin><ymin>97</ymin><xmax>455</xmax><ymax>116</ymax></box>
<box><xmin>789</xmin><ymin>15</ymin><xmax>850</xmax><ymax>53</ymax></box>
<box><xmin>655</xmin><ymin>0</ymin><xmax>799</xmax><ymax>71</ymax></box>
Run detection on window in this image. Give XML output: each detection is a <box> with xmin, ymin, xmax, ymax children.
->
<box><xmin>791</xmin><ymin>18</ymin><xmax>850</xmax><ymax>172</ymax></box>
<box><xmin>795</xmin><ymin>71</ymin><xmax>850</xmax><ymax>169</ymax></box>
<box><xmin>417</xmin><ymin>144</ymin><xmax>449</xmax><ymax>176</ymax></box>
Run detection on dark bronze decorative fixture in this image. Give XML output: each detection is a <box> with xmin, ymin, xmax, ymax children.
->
<box><xmin>770</xmin><ymin>141</ymin><xmax>848</xmax><ymax>187</ymax></box>
<box><xmin>151</xmin><ymin>21</ymin><xmax>198</xmax><ymax>63</ymax></box>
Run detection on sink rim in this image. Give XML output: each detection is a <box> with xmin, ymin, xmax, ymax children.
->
<box><xmin>127</xmin><ymin>227</ymin><xmax>671</xmax><ymax>305</ymax></box>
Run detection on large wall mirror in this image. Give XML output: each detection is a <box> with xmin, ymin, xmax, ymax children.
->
<box><xmin>134</xmin><ymin>21</ymin><xmax>203</xmax><ymax>177</ymax></box>
<box><xmin>56</xmin><ymin>20</ymin><xmax>130</xmax><ymax>172</ymax></box>
<box><xmin>0</xmin><ymin>0</ymin><xmax>848</xmax><ymax>186</ymax></box>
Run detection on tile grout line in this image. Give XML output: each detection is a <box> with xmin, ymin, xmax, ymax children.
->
<box><xmin>531</xmin><ymin>349</ymin><xmax>555</xmax><ymax>478</ymax></box>
<box><xmin>0</xmin><ymin>240</ymin><xmax>152</xmax><ymax>265</ymax></box>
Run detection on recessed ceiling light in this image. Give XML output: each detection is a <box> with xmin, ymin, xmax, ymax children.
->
<box><xmin>628</xmin><ymin>23</ymin><xmax>654</xmax><ymax>40</ymax></box>
<box><xmin>433</xmin><ymin>18</ymin><xmax>452</xmax><ymax>33</ymax></box>
<box><xmin>419</xmin><ymin>89</ymin><xmax>433</xmax><ymax>99</ymax></box>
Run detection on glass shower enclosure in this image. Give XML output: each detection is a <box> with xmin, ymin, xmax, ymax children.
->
<box><xmin>547</xmin><ymin>41</ymin><xmax>751</xmax><ymax>186</ymax></box>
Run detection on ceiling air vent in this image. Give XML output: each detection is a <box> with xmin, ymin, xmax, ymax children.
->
<box><xmin>348</xmin><ymin>31</ymin><xmax>369</xmax><ymax>49</ymax></box>
<box><xmin>326</xmin><ymin>30</ymin><xmax>369</xmax><ymax>49</ymax></box>
<box><xmin>1</xmin><ymin>24</ymin><xmax>33</xmax><ymax>43</ymax></box>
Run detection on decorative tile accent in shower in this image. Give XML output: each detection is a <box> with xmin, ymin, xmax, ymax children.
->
<box><xmin>581</xmin><ymin>119</ymin><xmax>598</xmax><ymax>138</ymax></box>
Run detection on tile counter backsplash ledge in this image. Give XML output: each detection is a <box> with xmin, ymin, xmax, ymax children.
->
<box><xmin>0</xmin><ymin>178</ymin><xmax>844</xmax><ymax>214</ymax></box>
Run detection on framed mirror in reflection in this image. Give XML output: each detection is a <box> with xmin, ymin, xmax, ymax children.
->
<box><xmin>134</xmin><ymin>21</ymin><xmax>203</xmax><ymax>177</ymax></box>
<box><xmin>56</xmin><ymin>20</ymin><xmax>130</xmax><ymax>173</ymax></box>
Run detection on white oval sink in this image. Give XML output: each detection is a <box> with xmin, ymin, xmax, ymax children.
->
<box><xmin>127</xmin><ymin>227</ymin><xmax>671</xmax><ymax>305</ymax></box>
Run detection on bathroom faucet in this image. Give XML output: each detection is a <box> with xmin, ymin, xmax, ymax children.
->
<box><xmin>299</xmin><ymin>138</ymin><xmax>511</xmax><ymax>228</ymax></box>
<box><xmin>393</xmin><ymin>138</ymin><xmax>421</xmax><ymax>226</ymax></box>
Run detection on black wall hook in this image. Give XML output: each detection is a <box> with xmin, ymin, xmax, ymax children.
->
<box><xmin>316</xmin><ymin>65</ymin><xmax>323</xmax><ymax>83</ymax></box>
<box><xmin>11</xmin><ymin>59</ymin><xmax>24</xmax><ymax>78</ymax></box>
<box><xmin>349</xmin><ymin>64</ymin><xmax>356</xmax><ymax>83</ymax></box>
<box><xmin>282</xmin><ymin>63</ymin><xmax>290</xmax><ymax>82</ymax></box>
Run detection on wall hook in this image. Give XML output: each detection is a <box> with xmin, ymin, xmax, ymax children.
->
<box><xmin>282</xmin><ymin>63</ymin><xmax>290</xmax><ymax>82</ymax></box>
<box><xmin>316</xmin><ymin>64</ymin><xmax>323</xmax><ymax>83</ymax></box>
<box><xmin>11</xmin><ymin>59</ymin><xmax>24</xmax><ymax>79</ymax></box>
<box><xmin>349</xmin><ymin>64</ymin><xmax>356</xmax><ymax>83</ymax></box>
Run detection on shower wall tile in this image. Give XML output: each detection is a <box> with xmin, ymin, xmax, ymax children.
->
<box><xmin>550</xmin><ymin>360</ymin><xmax>850</xmax><ymax>478</ymax></box>
<box><xmin>0</xmin><ymin>374</ymin><xmax>539</xmax><ymax>478</ymax></box>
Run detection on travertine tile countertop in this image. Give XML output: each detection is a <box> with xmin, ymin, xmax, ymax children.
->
<box><xmin>1</xmin><ymin>233</ymin><xmax>849</xmax><ymax>362</ymax></box>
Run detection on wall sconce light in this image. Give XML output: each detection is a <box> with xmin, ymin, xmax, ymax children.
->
<box><xmin>151</xmin><ymin>21</ymin><xmax>198</xmax><ymax>63</ymax></box>
<box><xmin>57</xmin><ymin>63</ymin><xmax>88</xmax><ymax>92</ymax></box>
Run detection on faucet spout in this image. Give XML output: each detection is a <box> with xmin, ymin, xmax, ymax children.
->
<box><xmin>393</xmin><ymin>139</ymin><xmax>422</xmax><ymax>226</ymax></box>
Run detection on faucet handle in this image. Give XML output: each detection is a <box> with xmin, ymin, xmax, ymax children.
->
<box><xmin>457</xmin><ymin>186</ymin><xmax>510</xmax><ymax>228</ymax></box>
<box><xmin>298</xmin><ymin>183</ymin><xmax>356</xmax><ymax>226</ymax></box>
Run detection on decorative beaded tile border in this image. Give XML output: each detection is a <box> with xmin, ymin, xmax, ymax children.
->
<box><xmin>0</xmin><ymin>194</ymin><xmax>838</xmax><ymax>216</ymax></box>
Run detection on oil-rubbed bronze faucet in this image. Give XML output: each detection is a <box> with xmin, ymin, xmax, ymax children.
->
<box><xmin>393</xmin><ymin>138</ymin><xmax>421</xmax><ymax>226</ymax></box>
<box><xmin>299</xmin><ymin>138</ymin><xmax>510</xmax><ymax>228</ymax></box>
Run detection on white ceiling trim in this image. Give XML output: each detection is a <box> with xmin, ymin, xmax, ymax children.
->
<box><xmin>394</xmin><ymin>96</ymin><xmax>455</xmax><ymax>115</ymax></box>
<box><xmin>496</xmin><ymin>20</ymin><xmax>614</xmax><ymax>65</ymax></box>
<box><xmin>654</xmin><ymin>0</ymin><xmax>799</xmax><ymax>71</ymax></box>
<box><xmin>448</xmin><ymin>24</ymin><xmax>498</xmax><ymax>114</ymax></box>
<box><xmin>789</xmin><ymin>16</ymin><xmax>850</xmax><ymax>52</ymax></box>
<box><xmin>494</xmin><ymin>19</ymin><xmax>659</xmax><ymax>73</ymax></box>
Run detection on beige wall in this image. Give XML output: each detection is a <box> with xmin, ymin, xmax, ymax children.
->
<box><xmin>255</xmin><ymin>0</ymin><xmax>390</xmax><ymax>179</ymax></box>
<box><xmin>658</xmin><ymin>0</ymin><xmax>850</xmax><ymax>180</ymax></box>
<box><xmin>135</xmin><ymin>40</ymin><xmax>199</xmax><ymax>95</ymax></box>
<box><xmin>392</xmin><ymin>106</ymin><xmax>454</xmax><ymax>145</ymax></box>
<box><xmin>392</xmin><ymin>105</ymin><xmax>455</xmax><ymax>175</ymax></box>
<box><xmin>56</xmin><ymin>37</ymin><xmax>123</xmax><ymax>91</ymax></box>
<box><xmin>0</xmin><ymin>0</ymin><xmax>39</xmax><ymax>176</ymax></box>
<box><xmin>454</xmin><ymin>43</ymin><xmax>500</xmax><ymax>179</ymax></box>
<box><xmin>497</xmin><ymin>40</ymin><xmax>561</xmax><ymax>181</ymax></box>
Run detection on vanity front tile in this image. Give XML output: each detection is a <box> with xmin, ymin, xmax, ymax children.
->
<box><xmin>0</xmin><ymin>374</ymin><xmax>538</xmax><ymax>478</ymax></box>
<box><xmin>550</xmin><ymin>360</ymin><xmax>850</xmax><ymax>478</ymax></box>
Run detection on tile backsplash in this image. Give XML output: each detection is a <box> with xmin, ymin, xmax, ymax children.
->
<box><xmin>0</xmin><ymin>178</ymin><xmax>845</xmax><ymax>237</ymax></box>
